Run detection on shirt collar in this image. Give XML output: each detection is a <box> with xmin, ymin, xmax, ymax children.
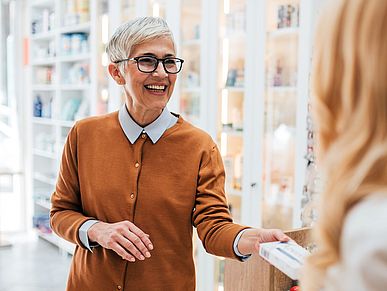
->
<box><xmin>118</xmin><ymin>105</ymin><xmax>176</xmax><ymax>144</ymax></box>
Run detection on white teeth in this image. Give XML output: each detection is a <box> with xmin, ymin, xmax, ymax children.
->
<box><xmin>146</xmin><ymin>85</ymin><xmax>166</xmax><ymax>90</ymax></box>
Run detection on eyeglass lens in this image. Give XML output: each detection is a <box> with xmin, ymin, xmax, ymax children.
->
<box><xmin>137</xmin><ymin>57</ymin><xmax>182</xmax><ymax>73</ymax></box>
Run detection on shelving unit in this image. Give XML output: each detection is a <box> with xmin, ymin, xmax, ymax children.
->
<box><xmin>28</xmin><ymin>0</ymin><xmax>108</xmax><ymax>255</ymax></box>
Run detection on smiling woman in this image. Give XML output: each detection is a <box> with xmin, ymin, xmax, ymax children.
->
<box><xmin>49</xmin><ymin>16</ymin><xmax>289</xmax><ymax>291</ymax></box>
<box><xmin>108</xmin><ymin>36</ymin><xmax>179</xmax><ymax>125</ymax></box>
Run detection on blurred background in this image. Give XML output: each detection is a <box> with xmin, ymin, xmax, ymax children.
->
<box><xmin>0</xmin><ymin>0</ymin><xmax>323</xmax><ymax>290</ymax></box>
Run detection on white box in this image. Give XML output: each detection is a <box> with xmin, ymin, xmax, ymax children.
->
<box><xmin>259</xmin><ymin>241</ymin><xmax>309</xmax><ymax>280</ymax></box>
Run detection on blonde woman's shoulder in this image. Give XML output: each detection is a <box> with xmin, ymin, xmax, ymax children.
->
<box><xmin>324</xmin><ymin>192</ymin><xmax>387</xmax><ymax>291</ymax></box>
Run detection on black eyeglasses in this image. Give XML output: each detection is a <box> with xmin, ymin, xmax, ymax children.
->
<box><xmin>114</xmin><ymin>56</ymin><xmax>184</xmax><ymax>74</ymax></box>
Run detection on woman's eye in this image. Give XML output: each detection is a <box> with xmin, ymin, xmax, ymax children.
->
<box><xmin>139</xmin><ymin>57</ymin><xmax>156</xmax><ymax>65</ymax></box>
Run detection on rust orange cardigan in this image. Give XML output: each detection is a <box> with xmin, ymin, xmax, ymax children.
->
<box><xmin>50</xmin><ymin>111</ymin><xmax>247</xmax><ymax>291</ymax></box>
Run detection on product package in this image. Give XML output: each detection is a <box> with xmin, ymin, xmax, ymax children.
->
<box><xmin>259</xmin><ymin>241</ymin><xmax>309</xmax><ymax>280</ymax></box>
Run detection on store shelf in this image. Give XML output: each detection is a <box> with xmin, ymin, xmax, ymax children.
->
<box><xmin>60</xmin><ymin>84</ymin><xmax>90</xmax><ymax>91</ymax></box>
<box><xmin>226</xmin><ymin>188</ymin><xmax>242</xmax><ymax>197</ymax></box>
<box><xmin>32</xmin><ymin>117</ymin><xmax>55</xmax><ymax>125</ymax></box>
<box><xmin>31</xmin><ymin>84</ymin><xmax>56</xmax><ymax>91</ymax></box>
<box><xmin>31</xmin><ymin>31</ymin><xmax>55</xmax><ymax>41</ymax></box>
<box><xmin>33</xmin><ymin>149</ymin><xmax>57</xmax><ymax>159</ymax></box>
<box><xmin>182</xmin><ymin>87</ymin><xmax>201</xmax><ymax>93</ymax></box>
<box><xmin>37</xmin><ymin>230</ymin><xmax>58</xmax><ymax>244</ymax></box>
<box><xmin>60</xmin><ymin>22</ymin><xmax>91</xmax><ymax>34</ymax></box>
<box><xmin>34</xmin><ymin>172</ymin><xmax>57</xmax><ymax>185</ymax></box>
<box><xmin>28</xmin><ymin>0</ymin><xmax>104</xmax><ymax>257</ymax></box>
<box><xmin>58</xmin><ymin>120</ymin><xmax>75</xmax><ymax>127</ymax></box>
<box><xmin>31</xmin><ymin>58</ymin><xmax>56</xmax><ymax>66</ymax></box>
<box><xmin>267</xmin><ymin>86</ymin><xmax>297</xmax><ymax>93</ymax></box>
<box><xmin>182</xmin><ymin>39</ymin><xmax>201</xmax><ymax>46</ymax></box>
<box><xmin>269</xmin><ymin>27</ymin><xmax>299</xmax><ymax>38</ymax></box>
<box><xmin>35</xmin><ymin>199</ymin><xmax>52</xmax><ymax>210</ymax></box>
<box><xmin>224</xmin><ymin>86</ymin><xmax>244</xmax><ymax>93</ymax></box>
<box><xmin>221</xmin><ymin>129</ymin><xmax>243</xmax><ymax>137</ymax></box>
<box><xmin>225</xmin><ymin>31</ymin><xmax>246</xmax><ymax>40</ymax></box>
<box><xmin>58</xmin><ymin>54</ymin><xmax>91</xmax><ymax>63</ymax></box>
<box><xmin>30</xmin><ymin>0</ymin><xmax>55</xmax><ymax>8</ymax></box>
<box><xmin>36</xmin><ymin>230</ymin><xmax>75</xmax><ymax>255</ymax></box>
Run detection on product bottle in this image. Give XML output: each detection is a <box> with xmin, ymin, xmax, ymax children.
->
<box><xmin>33</xmin><ymin>95</ymin><xmax>43</xmax><ymax>117</ymax></box>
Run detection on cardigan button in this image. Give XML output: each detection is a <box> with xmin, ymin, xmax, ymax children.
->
<box><xmin>135</xmin><ymin>162</ymin><xmax>140</xmax><ymax>168</ymax></box>
<box><xmin>141</xmin><ymin>134</ymin><xmax>146</xmax><ymax>139</ymax></box>
<box><xmin>117</xmin><ymin>285</ymin><xmax>122</xmax><ymax>290</ymax></box>
<box><xmin>130</xmin><ymin>193</ymin><xmax>135</xmax><ymax>199</ymax></box>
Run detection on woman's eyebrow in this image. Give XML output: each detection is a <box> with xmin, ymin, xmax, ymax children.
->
<box><xmin>139</xmin><ymin>52</ymin><xmax>176</xmax><ymax>58</ymax></box>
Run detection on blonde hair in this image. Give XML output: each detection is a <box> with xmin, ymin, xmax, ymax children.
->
<box><xmin>302</xmin><ymin>0</ymin><xmax>387</xmax><ymax>289</ymax></box>
<box><xmin>106</xmin><ymin>16</ymin><xmax>175</xmax><ymax>73</ymax></box>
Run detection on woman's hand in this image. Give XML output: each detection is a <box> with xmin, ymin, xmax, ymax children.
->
<box><xmin>237</xmin><ymin>228</ymin><xmax>290</xmax><ymax>256</ymax></box>
<box><xmin>88</xmin><ymin>220</ymin><xmax>153</xmax><ymax>262</ymax></box>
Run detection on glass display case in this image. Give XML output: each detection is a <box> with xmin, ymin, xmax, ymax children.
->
<box><xmin>96</xmin><ymin>0</ymin><xmax>109</xmax><ymax>115</ymax></box>
<box><xmin>179</xmin><ymin>0</ymin><xmax>202</xmax><ymax>125</ymax></box>
<box><xmin>218</xmin><ymin>0</ymin><xmax>247</xmax><ymax>224</ymax></box>
<box><xmin>29</xmin><ymin>0</ymin><xmax>110</xmax><ymax>254</ymax></box>
<box><xmin>261</xmin><ymin>0</ymin><xmax>300</xmax><ymax>230</ymax></box>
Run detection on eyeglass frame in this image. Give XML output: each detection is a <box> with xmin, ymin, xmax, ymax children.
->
<box><xmin>113</xmin><ymin>56</ymin><xmax>185</xmax><ymax>74</ymax></box>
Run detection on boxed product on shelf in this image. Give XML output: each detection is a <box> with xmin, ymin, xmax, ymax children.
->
<box><xmin>63</xmin><ymin>0</ymin><xmax>90</xmax><ymax>26</ymax></box>
<box><xmin>35</xmin><ymin>66</ymin><xmax>55</xmax><ymax>84</ymax></box>
<box><xmin>61</xmin><ymin>33</ymin><xmax>89</xmax><ymax>55</ymax></box>
<box><xmin>277</xmin><ymin>4</ymin><xmax>299</xmax><ymax>29</ymax></box>
<box><xmin>32</xmin><ymin>213</ymin><xmax>51</xmax><ymax>233</ymax></box>
<box><xmin>259</xmin><ymin>240</ymin><xmax>309</xmax><ymax>280</ymax></box>
<box><xmin>61</xmin><ymin>98</ymin><xmax>81</xmax><ymax>121</ymax></box>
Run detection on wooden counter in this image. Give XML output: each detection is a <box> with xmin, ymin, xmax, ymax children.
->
<box><xmin>224</xmin><ymin>228</ymin><xmax>311</xmax><ymax>291</ymax></box>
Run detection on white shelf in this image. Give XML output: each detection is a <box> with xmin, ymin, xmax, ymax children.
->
<box><xmin>224</xmin><ymin>86</ymin><xmax>245</xmax><ymax>93</ymax></box>
<box><xmin>31</xmin><ymin>84</ymin><xmax>56</xmax><ymax>91</ymax></box>
<box><xmin>31</xmin><ymin>31</ymin><xmax>55</xmax><ymax>41</ymax></box>
<box><xmin>30</xmin><ymin>0</ymin><xmax>55</xmax><ymax>8</ymax></box>
<box><xmin>34</xmin><ymin>172</ymin><xmax>57</xmax><ymax>185</ymax></box>
<box><xmin>32</xmin><ymin>117</ymin><xmax>55</xmax><ymax>125</ymax></box>
<box><xmin>29</xmin><ymin>0</ymin><xmax>98</xmax><ymax>259</ymax></box>
<box><xmin>226</xmin><ymin>188</ymin><xmax>242</xmax><ymax>197</ymax></box>
<box><xmin>58</xmin><ymin>54</ymin><xmax>91</xmax><ymax>63</ymax></box>
<box><xmin>182</xmin><ymin>87</ymin><xmax>201</xmax><ymax>93</ymax></box>
<box><xmin>58</xmin><ymin>120</ymin><xmax>75</xmax><ymax>127</ymax></box>
<box><xmin>59</xmin><ymin>236</ymin><xmax>76</xmax><ymax>255</ymax></box>
<box><xmin>31</xmin><ymin>58</ymin><xmax>56</xmax><ymax>66</ymax></box>
<box><xmin>35</xmin><ymin>199</ymin><xmax>52</xmax><ymax>210</ymax></box>
<box><xmin>37</xmin><ymin>231</ymin><xmax>58</xmax><ymax>245</ymax></box>
<box><xmin>60</xmin><ymin>22</ymin><xmax>91</xmax><ymax>34</ymax></box>
<box><xmin>221</xmin><ymin>129</ymin><xmax>243</xmax><ymax>137</ymax></box>
<box><xmin>269</xmin><ymin>27</ymin><xmax>299</xmax><ymax>38</ymax></box>
<box><xmin>36</xmin><ymin>230</ymin><xmax>75</xmax><ymax>255</ymax></box>
<box><xmin>60</xmin><ymin>84</ymin><xmax>90</xmax><ymax>91</ymax></box>
<box><xmin>182</xmin><ymin>39</ymin><xmax>201</xmax><ymax>46</ymax></box>
<box><xmin>225</xmin><ymin>31</ymin><xmax>246</xmax><ymax>40</ymax></box>
<box><xmin>33</xmin><ymin>149</ymin><xmax>57</xmax><ymax>159</ymax></box>
<box><xmin>267</xmin><ymin>86</ymin><xmax>297</xmax><ymax>93</ymax></box>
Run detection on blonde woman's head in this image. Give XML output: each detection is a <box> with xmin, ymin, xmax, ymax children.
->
<box><xmin>302</xmin><ymin>0</ymin><xmax>387</xmax><ymax>289</ymax></box>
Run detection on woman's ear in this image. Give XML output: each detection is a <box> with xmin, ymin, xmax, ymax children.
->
<box><xmin>108</xmin><ymin>63</ymin><xmax>126</xmax><ymax>85</ymax></box>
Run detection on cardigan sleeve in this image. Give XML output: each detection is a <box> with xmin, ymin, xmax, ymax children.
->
<box><xmin>192</xmin><ymin>143</ymin><xmax>249</xmax><ymax>260</ymax></box>
<box><xmin>50</xmin><ymin>123</ymin><xmax>96</xmax><ymax>248</ymax></box>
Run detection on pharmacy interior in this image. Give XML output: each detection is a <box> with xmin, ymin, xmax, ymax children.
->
<box><xmin>1</xmin><ymin>0</ymin><xmax>321</xmax><ymax>290</ymax></box>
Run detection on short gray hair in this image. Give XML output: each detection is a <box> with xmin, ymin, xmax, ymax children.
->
<box><xmin>106</xmin><ymin>17</ymin><xmax>175</xmax><ymax>72</ymax></box>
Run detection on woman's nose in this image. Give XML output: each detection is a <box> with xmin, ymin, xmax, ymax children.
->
<box><xmin>152</xmin><ymin>61</ymin><xmax>168</xmax><ymax>77</ymax></box>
